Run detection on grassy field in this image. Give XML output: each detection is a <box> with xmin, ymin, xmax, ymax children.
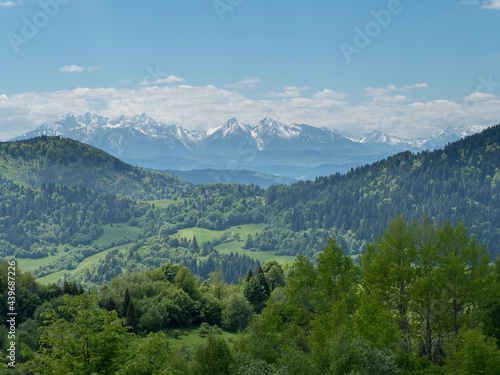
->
<box><xmin>16</xmin><ymin>244</ymin><xmax>72</xmax><ymax>273</ymax></box>
<box><xmin>93</xmin><ymin>223</ymin><xmax>142</xmax><ymax>246</ymax></box>
<box><xmin>37</xmin><ymin>242</ymin><xmax>133</xmax><ymax>285</ymax></box>
<box><xmin>216</xmin><ymin>242</ymin><xmax>295</xmax><ymax>265</ymax></box>
<box><xmin>174</xmin><ymin>224</ymin><xmax>267</xmax><ymax>243</ymax></box>
<box><xmin>165</xmin><ymin>325</ymin><xmax>241</xmax><ymax>350</ymax></box>
<box><xmin>30</xmin><ymin>223</ymin><xmax>142</xmax><ymax>284</ymax></box>
<box><xmin>174</xmin><ymin>224</ymin><xmax>295</xmax><ymax>265</ymax></box>
<box><xmin>143</xmin><ymin>198</ymin><xmax>185</xmax><ymax>209</ymax></box>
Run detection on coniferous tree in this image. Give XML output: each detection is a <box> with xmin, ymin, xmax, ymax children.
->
<box><xmin>244</xmin><ymin>268</ymin><xmax>254</xmax><ymax>283</ymax></box>
<box><xmin>255</xmin><ymin>267</ymin><xmax>270</xmax><ymax>295</ymax></box>
<box><xmin>121</xmin><ymin>288</ymin><xmax>131</xmax><ymax>318</ymax></box>
<box><xmin>126</xmin><ymin>299</ymin><xmax>138</xmax><ymax>333</ymax></box>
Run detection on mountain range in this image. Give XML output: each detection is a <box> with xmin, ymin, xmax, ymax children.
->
<box><xmin>14</xmin><ymin>113</ymin><xmax>488</xmax><ymax>181</ymax></box>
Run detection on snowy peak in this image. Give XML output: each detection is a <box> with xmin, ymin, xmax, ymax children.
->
<box><xmin>205</xmin><ymin>118</ymin><xmax>251</xmax><ymax>139</ymax></box>
<box><xmin>14</xmin><ymin>112</ymin><xmax>489</xmax><ymax>162</ymax></box>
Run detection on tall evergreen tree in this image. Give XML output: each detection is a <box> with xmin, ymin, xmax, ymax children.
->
<box><xmin>121</xmin><ymin>288</ymin><xmax>131</xmax><ymax>318</ymax></box>
<box><xmin>126</xmin><ymin>299</ymin><xmax>138</xmax><ymax>334</ymax></box>
<box><xmin>255</xmin><ymin>267</ymin><xmax>270</xmax><ymax>295</ymax></box>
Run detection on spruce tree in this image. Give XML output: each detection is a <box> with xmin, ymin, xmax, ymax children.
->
<box><xmin>255</xmin><ymin>267</ymin><xmax>271</xmax><ymax>295</ymax></box>
<box><xmin>121</xmin><ymin>288</ymin><xmax>131</xmax><ymax>318</ymax></box>
<box><xmin>126</xmin><ymin>299</ymin><xmax>138</xmax><ymax>333</ymax></box>
<box><xmin>244</xmin><ymin>268</ymin><xmax>254</xmax><ymax>283</ymax></box>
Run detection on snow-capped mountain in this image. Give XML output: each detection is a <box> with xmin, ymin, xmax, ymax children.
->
<box><xmin>12</xmin><ymin>113</ymin><xmax>489</xmax><ymax>180</ymax></box>
<box><xmin>343</xmin><ymin>125</ymin><xmax>487</xmax><ymax>151</ymax></box>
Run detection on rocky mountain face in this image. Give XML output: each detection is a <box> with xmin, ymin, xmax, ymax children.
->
<box><xmin>14</xmin><ymin>113</ymin><xmax>487</xmax><ymax>180</ymax></box>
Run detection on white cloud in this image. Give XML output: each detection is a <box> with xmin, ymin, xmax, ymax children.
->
<box><xmin>364</xmin><ymin>83</ymin><xmax>428</xmax><ymax>98</ymax></box>
<box><xmin>1</xmin><ymin>82</ymin><xmax>499</xmax><ymax>140</ymax></box>
<box><xmin>59</xmin><ymin>65</ymin><xmax>104</xmax><ymax>73</ymax></box>
<box><xmin>463</xmin><ymin>0</ymin><xmax>500</xmax><ymax>8</ymax></box>
<box><xmin>138</xmin><ymin>75</ymin><xmax>186</xmax><ymax>86</ymax></box>
<box><xmin>269</xmin><ymin>86</ymin><xmax>311</xmax><ymax>98</ymax></box>
<box><xmin>482</xmin><ymin>0</ymin><xmax>500</xmax><ymax>9</ymax></box>
<box><xmin>0</xmin><ymin>1</ymin><xmax>17</xmax><ymax>6</ymax></box>
<box><xmin>225</xmin><ymin>78</ymin><xmax>261</xmax><ymax>89</ymax></box>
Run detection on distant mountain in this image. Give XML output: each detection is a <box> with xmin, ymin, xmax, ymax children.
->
<box><xmin>160</xmin><ymin>169</ymin><xmax>297</xmax><ymax>188</ymax></box>
<box><xmin>14</xmin><ymin>113</ymin><xmax>489</xmax><ymax>180</ymax></box>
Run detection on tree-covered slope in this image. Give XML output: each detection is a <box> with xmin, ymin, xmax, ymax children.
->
<box><xmin>259</xmin><ymin>123</ymin><xmax>500</xmax><ymax>257</ymax></box>
<box><xmin>0</xmin><ymin>136</ymin><xmax>192</xmax><ymax>200</ymax></box>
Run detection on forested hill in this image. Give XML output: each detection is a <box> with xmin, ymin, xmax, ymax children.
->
<box><xmin>261</xmin><ymin>123</ymin><xmax>500</xmax><ymax>257</ymax></box>
<box><xmin>0</xmin><ymin>136</ymin><xmax>192</xmax><ymax>200</ymax></box>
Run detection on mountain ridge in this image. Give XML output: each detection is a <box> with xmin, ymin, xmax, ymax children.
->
<box><xmin>13</xmin><ymin>113</ymin><xmax>489</xmax><ymax>180</ymax></box>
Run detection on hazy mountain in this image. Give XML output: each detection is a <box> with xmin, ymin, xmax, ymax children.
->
<box><xmin>14</xmin><ymin>113</ymin><xmax>488</xmax><ymax>181</ymax></box>
<box><xmin>160</xmin><ymin>169</ymin><xmax>297</xmax><ymax>188</ymax></box>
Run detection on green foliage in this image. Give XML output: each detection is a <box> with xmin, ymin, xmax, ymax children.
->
<box><xmin>230</xmin><ymin>356</ymin><xmax>287</xmax><ymax>375</ymax></box>
<box><xmin>243</xmin><ymin>277</ymin><xmax>268</xmax><ymax>313</ymax></box>
<box><xmin>119</xmin><ymin>332</ymin><xmax>186</xmax><ymax>375</ymax></box>
<box><xmin>260</xmin><ymin>124</ymin><xmax>500</xmax><ymax>259</ymax></box>
<box><xmin>125</xmin><ymin>299</ymin><xmax>138</xmax><ymax>333</ymax></box>
<box><xmin>361</xmin><ymin>217</ymin><xmax>493</xmax><ymax>360</ymax></box>
<box><xmin>198</xmin><ymin>322</ymin><xmax>223</xmax><ymax>337</ymax></box>
<box><xmin>0</xmin><ymin>182</ymin><xmax>134</xmax><ymax>257</ymax></box>
<box><xmin>192</xmin><ymin>334</ymin><xmax>233</xmax><ymax>375</ymax></box>
<box><xmin>445</xmin><ymin>329</ymin><xmax>500</xmax><ymax>375</ymax></box>
<box><xmin>22</xmin><ymin>292</ymin><xmax>130</xmax><ymax>375</ymax></box>
<box><xmin>0</xmin><ymin>136</ymin><xmax>191</xmax><ymax>200</ymax></box>
<box><xmin>222</xmin><ymin>293</ymin><xmax>253</xmax><ymax>332</ymax></box>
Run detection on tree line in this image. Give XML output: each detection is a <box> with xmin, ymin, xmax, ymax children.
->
<box><xmin>2</xmin><ymin>217</ymin><xmax>500</xmax><ymax>374</ymax></box>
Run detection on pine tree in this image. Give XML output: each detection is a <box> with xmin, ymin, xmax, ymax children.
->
<box><xmin>255</xmin><ymin>267</ymin><xmax>270</xmax><ymax>295</ymax></box>
<box><xmin>121</xmin><ymin>288</ymin><xmax>131</xmax><ymax>318</ymax></box>
<box><xmin>126</xmin><ymin>299</ymin><xmax>138</xmax><ymax>333</ymax></box>
<box><xmin>243</xmin><ymin>277</ymin><xmax>267</xmax><ymax>312</ymax></box>
<box><xmin>191</xmin><ymin>236</ymin><xmax>199</xmax><ymax>251</ymax></box>
<box><xmin>244</xmin><ymin>268</ymin><xmax>254</xmax><ymax>283</ymax></box>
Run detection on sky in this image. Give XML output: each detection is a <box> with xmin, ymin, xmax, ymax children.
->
<box><xmin>0</xmin><ymin>0</ymin><xmax>499</xmax><ymax>140</ymax></box>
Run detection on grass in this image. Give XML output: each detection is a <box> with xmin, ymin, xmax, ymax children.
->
<box><xmin>92</xmin><ymin>223</ymin><xmax>142</xmax><ymax>247</ymax></box>
<box><xmin>164</xmin><ymin>326</ymin><xmax>241</xmax><ymax>350</ymax></box>
<box><xmin>37</xmin><ymin>242</ymin><xmax>133</xmax><ymax>285</ymax></box>
<box><xmin>16</xmin><ymin>244</ymin><xmax>71</xmax><ymax>274</ymax></box>
<box><xmin>174</xmin><ymin>224</ymin><xmax>295</xmax><ymax>265</ymax></box>
<box><xmin>142</xmin><ymin>198</ymin><xmax>185</xmax><ymax>209</ymax></box>
<box><xmin>216</xmin><ymin>241</ymin><xmax>295</xmax><ymax>265</ymax></box>
<box><xmin>174</xmin><ymin>224</ymin><xmax>267</xmax><ymax>243</ymax></box>
<box><xmin>30</xmin><ymin>223</ymin><xmax>141</xmax><ymax>284</ymax></box>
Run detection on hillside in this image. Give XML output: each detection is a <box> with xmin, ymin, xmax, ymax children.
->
<box><xmin>0</xmin><ymin>136</ymin><xmax>192</xmax><ymax>200</ymax></box>
<box><xmin>160</xmin><ymin>168</ymin><xmax>297</xmax><ymax>188</ymax></box>
<box><xmin>1</xmin><ymin>125</ymin><xmax>499</xmax><ymax>288</ymax></box>
<box><xmin>259</xmin><ymin>123</ymin><xmax>500</xmax><ymax>257</ymax></box>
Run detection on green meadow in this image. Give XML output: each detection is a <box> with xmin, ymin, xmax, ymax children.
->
<box><xmin>174</xmin><ymin>224</ymin><xmax>295</xmax><ymax>265</ymax></box>
<box><xmin>28</xmin><ymin>223</ymin><xmax>142</xmax><ymax>284</ymax></box>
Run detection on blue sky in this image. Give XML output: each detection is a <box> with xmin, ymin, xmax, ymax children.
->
<box><xmin>0</xmin><ymin>0</ymin><xmax>499</xmax><ymax>139</ymax></box>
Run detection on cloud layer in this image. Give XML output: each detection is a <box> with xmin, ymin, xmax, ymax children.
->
<box><xmin>1</xmin><ymin>80</ymin><xmax>499</xmax><ymax>140</ymax></box>
<box><xmin>482</xmin><ymin>0</ymin><xmax>500</xmax><ymax>9</ymax></box>
<box><xmin>59</xmin><ymin>65</ymin><xmax>104</xmax><ymax>73</ymax></box>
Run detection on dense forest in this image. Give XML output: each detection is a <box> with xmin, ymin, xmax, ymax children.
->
<box><xmin>259</xmin><ymin>124</ymin><xmax>500</xmax><ymax>257</ymax></box>
<box><xmin>0</xmin><ymin>125</ymin><xmax>499</xmax><ymax>287</ymax></box>
<box><xmin>1</xmin><ymin>217</ymin><xmax>500</xmax><ymax>374</ymax></box>
<box><xmin>0</xmin><ymin>136</ymin><xmax>191</xmax><ymax>200</ymax></box>
<box><xmin>0</xmin><ymin>126</ymin><xmax>500</xmax><ymax>373</ymax></box>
